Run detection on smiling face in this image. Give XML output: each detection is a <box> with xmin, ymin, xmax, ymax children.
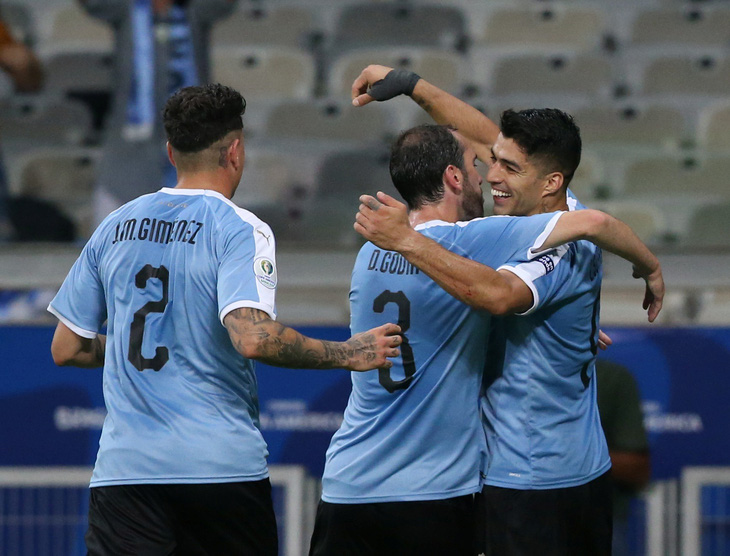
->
<box><xmin>487</xmin><ymin>133</ymin><xmax>551</xmax><ymax>217</ymax></box>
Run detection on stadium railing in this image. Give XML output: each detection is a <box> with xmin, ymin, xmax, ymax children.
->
<box><xmin>0</xmin><ymin>465</ymin><xmax>320</xmax><ymax>556</ymax></box>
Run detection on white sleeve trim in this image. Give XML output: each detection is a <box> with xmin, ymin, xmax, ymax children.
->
<box><xmin>496</xmin><ymin>265</ymin><xmax>540</xmax><ymax>316</ymax></box>
<box><xmin>47</xmin><ymin>304</ymin><xmax>98</xmax><ymax>339</ymax></box>
<box><xmin>219</xmin><ymin>300</ymin><xmax>277</xmax><ymax>325</ymax></box>
<box><xmin>527</xmin><ymin>212</ymin><xmax>565</xmax><ymax>259</ymax></box>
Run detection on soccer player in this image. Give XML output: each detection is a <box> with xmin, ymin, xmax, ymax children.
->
<box><xmin>47</xmin><ymin>84</ymin><xmax>402</xmax><ymax>556</ymax></box>
<box><xmin>309</xmin><ymin>124</ymin><xmax>662</xmax><ymax>556</ymax></box>
<box><xmin>350</xmin><ymin>66</ymin><xmax>664</xmax><ymax>555</ymax></box>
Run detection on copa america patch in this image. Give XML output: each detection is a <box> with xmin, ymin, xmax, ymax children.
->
<box><xmin>537</xmin><ymin>255</ymin><xmax>555</xmax><ymax>274</ymax></box>
<box><xmin>254</xmin><ymin>257</ymin><xmax>277</xmax><ymax>289</ymax></box>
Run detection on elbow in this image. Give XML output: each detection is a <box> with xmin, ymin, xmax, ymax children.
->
<box><xmin>236</xmin><ymin>339</ymin><xmax>265</xmax><ymax>361</ymax></box>
<box><xmin>51</xmin><ymin>347</ymin><xmax>73</xmax><ymax>367</ymax></box>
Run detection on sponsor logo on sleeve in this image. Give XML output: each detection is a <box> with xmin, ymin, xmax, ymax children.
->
<box><xmin>254</xmin><ymin>257</ymin><xmax>277</xmax><ymax>289</ymax></box>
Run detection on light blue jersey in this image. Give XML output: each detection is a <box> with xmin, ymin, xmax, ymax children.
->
<box><xmin>482</xmin><ymin>195</ymin><xmax>611</xmax><ymax>489</ymax></box>
<box><xmin>48</xmin><ymin>188</ymin><xmax>278</xmax><ymax>487</ymax></box>
<box><xmin>322</xmin><ymin>212</ymin><xmax>566</xmax><ymax>503</ymax></box>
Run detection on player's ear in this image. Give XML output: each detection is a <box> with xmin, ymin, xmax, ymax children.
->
<box><xmin>166</xmin><ymin>142</ymin><xmax>177</xmax><ymax>168</ymax></box>
<box><xmin>543</xmin><ymin>171</ymin><xmax>564</xmax><ymax>196</ymax></box>
<box><xmin>443</xmin><ymin>164</ymin><xmax>463</xmax><ymax>194</ymax></box>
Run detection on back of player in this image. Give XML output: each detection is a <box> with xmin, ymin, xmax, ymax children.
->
<box><xmin>49</xmin><ymin>187</ymin><xmax>276</xmax><ymax>486</ymax></box>
<box><xmin>313</xmin><ymin>209</ymin><xmax>566</xmax><ymax>556</ymax></box>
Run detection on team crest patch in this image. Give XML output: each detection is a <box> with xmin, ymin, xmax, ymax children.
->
<box><xmin>254</xmin><ymin>257</ymin><xmax>277</xmax><ymax>289</ymax></box>
<box><xmin>537</xmin><ymin>255</ymin><xmax>555</xmax><ymax>274</ymax></box>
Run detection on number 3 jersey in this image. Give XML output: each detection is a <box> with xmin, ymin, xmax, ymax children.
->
<box><xmin>321</xmin><ymin>212</ymin><xmax>567</xmax><ymax>504</ymax></box>
<box><xmin>48</xmin><ymin>188</ymin><xmax>277</xmax><ymax>487</ymax></box>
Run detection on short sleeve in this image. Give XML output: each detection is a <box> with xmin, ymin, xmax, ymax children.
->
<box><xmin>488</xmin><ymin>212</ymin><xmax>571</xmax><ymax>315</ymax></box>
<box><xmin>217</xmin><ymin>216</ymin><xmax>277</xmax><ymax>324</ymax></box>
<box><xmin>47</xmin><ymin>241</ymin><xmax>107</xmax><ymax>338</ymax></box>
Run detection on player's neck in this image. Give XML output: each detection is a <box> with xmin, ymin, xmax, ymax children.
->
<box><xmin>173</xmin><ymin>172</ymin><xmax>236</xmax><ymax>199</ymax></box>
<box><xmin>536</xmin><ymin>191</ymin><xmax>569</xmax><ymax>214</ymax></box>
<box><xmin>409</xmin><ymin>204</ymin><xmax>458</xmax><ymax>227</ymax></box>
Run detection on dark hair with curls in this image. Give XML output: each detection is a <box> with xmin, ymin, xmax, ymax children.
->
<box><xmin>389</xmin><ymin>124</ymin><xmax>465</xmax><ymax>210</ymax></box>
<box><xmin>163</xmin><ymin>84</ymin><xmax>245</xmax><ymax>153</ymax></box>
<box><xmin>500</xmin><ymin>108</ymin><xmax>581</xmax><ymax>186</ymax></box>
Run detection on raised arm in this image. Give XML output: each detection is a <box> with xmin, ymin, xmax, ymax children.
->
<box><xmin>51</xmin><ymin>322</ymin><xmax>106</xmax><ymax>368</ymax></box>
<box><xmin>356</xmin><ymin>192</ymin><xmax>664</xmax><ymax>322</ymax></box>
<box><xmin>351</xmin><ymin>65</ymin><xmax>499</xmax><ymax>163</ymax></box>
<box><xmin>224</xmin><ymin>308</ymin><xmax>401</xmax><ymax>371</ymax></box>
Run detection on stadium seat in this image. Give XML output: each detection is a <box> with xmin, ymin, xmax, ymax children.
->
<box><xmin>0</xmin><ymin>97</ymin><xmax>93</xmax><ymax>156</ymax></box>
<box><xmin>623</xmin><ymin>156</ymin><xmax>730</xmax><ymax>198</ymax></box>
<box><xmin>567</xmin><ymin>151</ymin><xmax>608</xmax><ymax>202</ymax></box>
<box><xmin>595</xmin><ymin>201</ymin><xmax>666</xmax><ymax>245</ymax></box>
<box><xmin>642</xmin><ymin>55</ymin><xmax>730</xmax><ymax>96</ymax></box>
<box><xmin>630</xmin><ymin>6</ymin><xmax>730</xmax><ymax>48</ymax></box>
<box><xmin>2</xmin><ymin>2</ymin><xmax>34</xmax><ymax>45</ymax></box>
<box><xmin>573</xmin><ymin>105</ymin><xmax>687</xmax><ymax>149</ymax></box>
<box><xmin>15</xmin><ymin>147</ymin><xmax>99</xmax><ymax>237</ymax></box>
<box><xmin>697</xmin><ymin>101</ymin><xmax>730</xmax><ymax>152</ymax></box>
<box><xmin>42</xmin><ymin>49</ymin><xmax>114</xmax><ymax>96</ymax></box>
<box><xmin>488</xmin><ymin>54</ymin><xmax>613</xmax><ymax>98</ymax></box>
<box><xmin>686</xmin><ymin>201</ymin><xmax>730</xmax><ymax>248</ymax></box>
<box><xmin>47</xmin><ymin>4</ymin><xmax>114</xmax><ymax>51</ymax></box>
<box><xmin>211</xmin><ymin>5</ymin><xmax>320</xmax><ymax>50</ymax></box>
<box><xmin>232</xmin><ymin>148</ymin><xmax>300</xmax><ymax>208</ymax></box>
<box><xmin>331</xmin><ymin>4</ymin><xmax>468</xmax><ymax>52</ymax></box>
<box><xmin>211</xmin><ymin>46</ymin><xmax>316</xmax><ymax>101</ymax></box>
<box><xmin>327</xmin><ymin>46</ymin><xmax>467</xmax><ymax>98</ymax></box>
<box><xmin>263</xmin><ymin>99</ymin><xmax>396</xmax><ymax>145</ymax></box>
<box><xmin>312</xmin><ymin>147</ymin><xmax>397</xmax><ymax>200</ymax></box>
<box><xmin>478</xmin><ymin>6</ymin><xmax>605</xmax><ymax>51</ymax></box>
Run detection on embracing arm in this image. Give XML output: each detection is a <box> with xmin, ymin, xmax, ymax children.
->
<box><xmin>51</xmin><ymin>322</ymin><xmax>106</xmax><ymax>368</ymax></box>
<box><xmin>539</xmin><ymin>209</ymin><xmax>664</xmax><ymax>322</ymax></box>
<box><xmin>356</xmin><ymin>192</ymin><xmax>664</xmax><ymax>321</ymax></box>
<box><xmin>351</xmin><ymin>65</ymin><xmax>499</xmax><ymax>163</ymax></box>
<box><xmin>224</xmin><ymin>308</ymin><xmax>401</xmax><ymax>371</ymax></box>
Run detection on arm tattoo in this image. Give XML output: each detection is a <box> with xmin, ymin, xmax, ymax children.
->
<box><xmin>225</xmin><ymin>308</ymin><xmax>357</xmax><ymax>369</ymax></box>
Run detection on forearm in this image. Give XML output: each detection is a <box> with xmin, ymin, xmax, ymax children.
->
<box><xmin>225</xmin><ymin>308</ymin><xmax>362</xmax><ymax>370</ymax></box>
<box><xmin>411</xmin><ymin>79</ymin><xmax>499</xmax><ymax>162</ymax></box>
<box><xmin>398</xmin><ymin>230</ymin><xmax>515</xmax><ymax>314</ymax></box>
<box><xmin>52</xmin><ymin>332</ymin><xmax>106</xmax><ymax>368</ymax></box>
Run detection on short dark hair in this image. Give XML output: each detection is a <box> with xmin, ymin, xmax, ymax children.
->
<box><xmin>500</xmin><ymin>108</ymin><xmax>581</xmax><ymax>186</ymax></box>
<box><xmin>389</xmin><ymin>125</ymin><xmax>466</xmax><ymax>210</ymax></box>
<box><xmin>163</xmin><ymin>84</ymin><xmax>245</xmax><ymax>153</ymax></box>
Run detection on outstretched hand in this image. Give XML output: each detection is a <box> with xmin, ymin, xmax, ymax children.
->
<box><xmin>352</xmin><ymin>64</ymin><xmax>395</xmax><ymax>107</ymax></box>
<box><xmin>354</xmin><ymin>191</ymin><xmax>413</xmax><ymax>251</ymax></box>
<box><xmin>633</xmin><ymin>265</ymin><xmax>664</xmax><ymax>323</ymax></box>
<box><xmin>346</xmin><ymin>323</ymin><xmax>402</xmax><ymax>371</ymax></box>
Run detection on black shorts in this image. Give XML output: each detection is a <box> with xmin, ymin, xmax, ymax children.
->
<box><xmin>309</xmin><ymin>495</ymin><xmax>476</xmax><ymax>556</ymax></box>
<box><xmin>476</xmin><ymin>471</ymin><xmax>613</xmax><ymax>556</ymax></box>
<box><xmin>85</xmin><ymin>479</ymin><xmax>278</xmax><ymax>556</ymax></box>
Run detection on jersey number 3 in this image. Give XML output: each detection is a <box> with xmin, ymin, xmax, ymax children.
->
<box><xmin>373</xmin><ymin>290</ymin><xmax>416</xmax><ymax>393</ymax></box>
<box><xmin>128</xmin><ymin>264</ymin><xmax>169</xmax><ymax>372</ymax></box>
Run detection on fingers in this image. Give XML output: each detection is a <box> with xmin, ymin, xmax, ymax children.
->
<box><xmin>352</xmin><ymin>94</ymin><xmax>374</xmax><ymax>107</ymax></box>
<box><xmin>351</xmin><ymin>72</ymin><xmax>368</xmax><ymax>99</ymax></box>
<box><xmin>360</xmin><ymin>194</ymin><xmax>382</xmax><ymax>211</ymax></box>
<box><xmin>376</xmin><ymin>191</ymin><xmax>396</xmax><ymax>205</ymax></box>
<box><xmin>648</xmin><ymin>298</ymin><xmax>662</xmax><ymax>323</ymax></box>
<box><xmin>379</xmin><ymin>322</ymin><xmax>402</xmax><ymax>337</ymax></box>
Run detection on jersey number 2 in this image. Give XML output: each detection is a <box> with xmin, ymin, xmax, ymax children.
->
<box><xmin>128</xmin><ymin>264</ymin><xmax>169</xmax><ymax>372</ymax></box>
<box><xmin>373</xmin><ymin>290</ymin><xmax>415</xmax><ymax>393</ymax></box>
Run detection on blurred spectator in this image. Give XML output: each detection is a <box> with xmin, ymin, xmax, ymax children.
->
<box><xmin>79</xmin><ymin>0</ymin><xmax>237</xmax><ymax>225</ymax></box>
<box><xmin>0</xmin><ymin>12</ymin><xmax>43</xmax><ymax>241</ymax></box>
<box><xmin>596</xmin><ymin>359</ymin><xmax>652</xmax><ymax>556</ymax></box>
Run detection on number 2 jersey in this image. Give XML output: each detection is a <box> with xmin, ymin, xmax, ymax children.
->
<box><xmin>321</xmin><ymin>212</ymin><xmax>567</xmax><ymax>504</ymax></box>
<box><xmin>47</xmin><ymin>188</ymin><xmax>277</xmax><ymax>487</ymax></box>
